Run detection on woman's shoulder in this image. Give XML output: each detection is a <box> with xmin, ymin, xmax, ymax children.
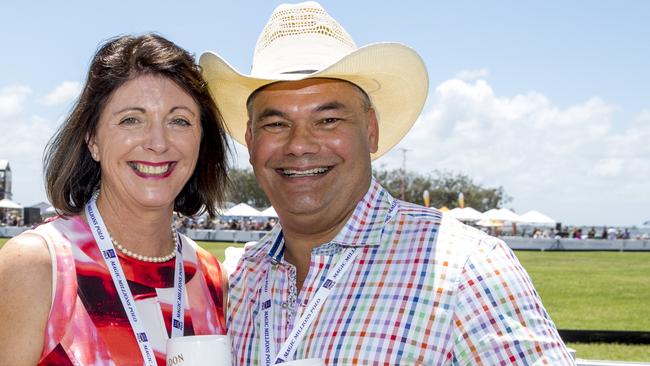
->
<box><xmin>0</xmin><ymin>232</ymin><xmax>52</xmax><ymax>301</ymax></box>
<box><xmin>0</xmin><ymin>231</ymin><xmax>51</xmax><ymax>274</ymax></box>
<box><xmin>0</xmin><ymin>232</ymin><xmax>53</xmax><ymax>364</ymax></box>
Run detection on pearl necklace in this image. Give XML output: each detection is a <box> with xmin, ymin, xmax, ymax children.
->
<box><xmin>110</xmin><ymin>226</ymin><xmax>177</xmax><ymax>263</ymax></box>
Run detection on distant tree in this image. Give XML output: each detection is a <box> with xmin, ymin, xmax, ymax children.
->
<box><xmin>227</xmin><ymin>167</ymin><xmax>510</xmax><ymax>213</ymax></box>
<box><xmin>373</xmin><ymin>168</ymin><xmax>511</xmax><ymax>211</ymax></box>
<box><xmin>226</xmin><ymin>168</ymin><xmax>270</xmax><ymax>208</ymax></box>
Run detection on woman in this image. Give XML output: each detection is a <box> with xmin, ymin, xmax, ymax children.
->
<box><xmin>0</xmin><ymin>34</ymin><xmax>230</xmax><ymax>365</ymax></box>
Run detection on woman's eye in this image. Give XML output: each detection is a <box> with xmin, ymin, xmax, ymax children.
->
<box><xmin>119</xmin><ymin>117</ymin><xmax>139</xmax><ymax>126</ymax></box>
<box><xmin>171</xmin><ymin>118</ymin><xmax>191</xmax><ymax>126</ymax></box>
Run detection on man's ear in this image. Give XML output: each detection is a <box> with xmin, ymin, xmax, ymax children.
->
<box><xmin>367</xmin><ymin>108</ymin><xmax>379</xmax><ymax>154</ymax></box>
<box><xmin>86</xmin><ymin>133</ymin><xmax>100</xmax><ymax>161</ymax></box>
<box><xmin>244</xmin><ymin>120</ymin><xmax>254</xmax><ymax>164</ymax></box>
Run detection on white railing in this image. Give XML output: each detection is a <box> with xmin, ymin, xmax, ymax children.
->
<box><xmin>577</xmin><ymin>359</ymin><xmax>650</xmax><ymax>366</ymax></box>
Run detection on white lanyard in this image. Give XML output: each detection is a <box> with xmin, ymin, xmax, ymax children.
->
<box><xmin>260</xmin><ymin>246</ymin><xmax>360</xmax><ymax>364</ymax></box>
<box><xmin>85</xmin><ymin>196</ymin><xmax>185</xmax><ymax>366</ymax></box>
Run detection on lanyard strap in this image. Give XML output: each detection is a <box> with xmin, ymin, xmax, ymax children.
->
<box><xmin>85</xmin><ymin>196</ymin><xmax>185</xmax><ymax>366</ymax></box>
<box><xmin>260</xmin><ymin>246</ymin><xmax>360</xmax><ymax>365</ymax></box>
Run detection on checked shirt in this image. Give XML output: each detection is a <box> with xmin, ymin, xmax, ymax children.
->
<box><xmin>228</xmin><ymin>178</ymin><xmax>574</xmax><ymax>365</ymax></box>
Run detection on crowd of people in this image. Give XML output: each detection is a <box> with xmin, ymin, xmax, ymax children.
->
<box><xmin>4</xmin><ymin>208</ymin><xmax>649</xmax><ymax>241</ymax></box>
<box><xmin>174</xmin><ymin>215</ymin><xmax>277</xmax><ymax>232</ymax></box>
<box><xmin>523</xmin><ymin>226</ymin><xmax>642</xmax><ymax>240</ymax></box>
<box><xmin>0</xmin><ymin>213</ymin><xmax>21</xmax><ymax>227</ymax></box>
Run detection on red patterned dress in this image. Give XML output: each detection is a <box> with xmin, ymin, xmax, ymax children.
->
<box><xmin>29</xmin><ymin>215</ymin><xmax>226</xmax><ymax>365</ymax></box>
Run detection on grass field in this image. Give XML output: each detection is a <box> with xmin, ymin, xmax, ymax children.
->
<box><xmin>514</xmin><ymin>251</ymin><xmax>650</xmax><ymax>331</ymax></box>
<box><xmin>514</xmin><ymin>250</ymin><xmax>650</xmax><ymax>361</ymax></box>
<box><xmin>2</xmin><ymin>237</ymin><xmax>649</xmax><ymax>361</ymax></box>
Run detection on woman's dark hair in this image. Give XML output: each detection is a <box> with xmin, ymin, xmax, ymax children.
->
<box><xmin>44</xmin><ymin>34</ymin><xmax>230</xmax><ymax>217</ymax></box>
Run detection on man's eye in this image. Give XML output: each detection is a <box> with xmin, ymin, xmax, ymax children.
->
<box><xmin>262</xmin><ymin>121</ymin><xmax>287</xmax><ymax>129</ymax></box>
<box><xmin>321</xmin><ymin>118</ymin><xmax>340</xmax><ymax>125</ymax></box>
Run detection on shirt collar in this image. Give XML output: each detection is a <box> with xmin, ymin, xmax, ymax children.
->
<box><xmin>265</xmin><ymin>177</ymin><xmax>396</xmax><ymax>262</ymax></box>
<box><xmin>329</xmin><ymin>177</ymin><xmax>397</xmax><ymax>247</ymax></box>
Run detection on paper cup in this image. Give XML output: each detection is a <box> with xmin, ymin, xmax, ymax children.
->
<box><xmin>279</xmin><ymin>359</ymin><xmax>325</xmax><ymax>366</ymax></box>
<box><xmin>166</xmin><ymin>334</ymin><xmax>232</xmax><ymax>366</ymax></box>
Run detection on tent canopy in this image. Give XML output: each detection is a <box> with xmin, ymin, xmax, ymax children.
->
<box><xmin>0</xmin><ymin>198</ymin><xmax>22</xmax><ymax>209</ymax></box>
<box><xmin>519</xmin><ymin>210</ymin><xmax>556</xmax><ymax>225</ymax></box>
<box><xmin>260</xmin><ymin>206</ymin><xmax>278</xmax><ymax>217</ymax></box>
<box><xmin>482</xmin><ymin>208</ymin><xmax>521</xmax><ymax>222</ymax></box>
<box><xmin>447</xmin><ymin>207</ymin><xmax>483</xmax><ymax>221</ymax></box>
<box><xmin>222</xmin><ymin>203</ymin><xmax>260</xmax><ymax>217</ymax></box>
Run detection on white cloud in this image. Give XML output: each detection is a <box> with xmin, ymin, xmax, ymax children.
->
<box><xmin>378</xmin><ymin>78</ymin><xmax>649</xmax><ymax>226</ymax></box>
<box><xmin>455</xmin><ymin>68</ymin><xmax>489</xmax><ymax>81</ymax></box>
<box><xmin>0</xmin><ymin>86</ymin><xmax>55</xmax><ymax>206</ymax></box>
<box><xmin>41</xmin><ymin>81</ymin><xmax>81</xmax><ymax>106</ymax></box>
<box><xmin>0</xmin><ymin>85</ymin><xmax>31</xmax><ymax>117</ymax></box>
<box><xmin>592</xmin><ymin>158</ymin><xmax>624</xmax><ymax>177</ymax></box>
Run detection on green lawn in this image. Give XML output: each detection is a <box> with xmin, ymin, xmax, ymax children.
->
<box><xmin>2</xmin><ymin>237</ymin><xmax>649</xmax><ymax>361</ymax></box>
<box><xmin>515</xmin><ymin>250</ymin><xmax>650</xmax><ymax>361</ymax></box>
<box><xmin>514</xmin><ymin>251</ymin><xmax>650</xmax><ymax>331</ymax></box>
<box><xmin>566</xmin><ymin>342</ymin><xmax>650</xmax><ymax>362</ymax></box>
<box><xmin>197</xmin><ymin>240</ymin><xmax>242</xmax><ymax>262</ymax></box>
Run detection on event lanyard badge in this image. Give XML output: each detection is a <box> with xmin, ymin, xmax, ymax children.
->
<box><xmin>86</xmin><ymin>196</ymin><xmax>185</xmax><ymax>366</ymax></box>
<box><xmin>260</xmin><ymin>246</ymin><xmax>360</xmax><ymax>365</ymax></box>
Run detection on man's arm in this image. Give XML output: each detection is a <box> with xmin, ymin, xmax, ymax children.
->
<box><xmin>450</xmin><ymin>237</ymin><xmax>574</xmax><ymax>365</ymax></box>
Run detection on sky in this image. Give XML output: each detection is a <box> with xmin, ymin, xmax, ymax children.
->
<box><xmin>0</xmin><ymin>1</ymin><xmax>648</xmax><ymax>226</ymax></box>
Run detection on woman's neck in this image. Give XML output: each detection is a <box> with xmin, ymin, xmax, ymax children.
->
<box><xmin>94</xmin><ymin>191</ymin><xmax>175</xmax><ymax>258</ymax></box>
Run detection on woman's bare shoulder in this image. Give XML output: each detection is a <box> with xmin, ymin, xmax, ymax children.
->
<box><xmin>0</xmin><ymin>231</ymin><xmax>51</xmax><ymax>271</ymax></box>
<box><xmin>0</xmin><ymin>232</ymin><xmax>53</xmax><ymax>365</ymax></box>
<box><xmin>0</xmin><ymin>232</ymin><xmax>52</xmax><ymax>300</ymax></box>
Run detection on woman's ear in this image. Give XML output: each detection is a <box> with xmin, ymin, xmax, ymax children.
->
<box><xmin>86</xmin><ymin>133</ymin><xmax>100</xmax><ymax>161</ymax></box>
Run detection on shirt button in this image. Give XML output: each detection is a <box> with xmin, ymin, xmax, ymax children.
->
<box><xmin>281</xmin><ymin>302</ymin><xmax>289</xmax><ymax>309</ymax></box>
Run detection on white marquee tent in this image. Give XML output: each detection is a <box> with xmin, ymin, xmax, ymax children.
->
<box><xmin>223</xmin><ymin>203</ymin><xmax>260</xmax><ymax>217</ymax></box>
<box><xmin>482</xmin><ymin>208</ymin><xmax>521</xmax><ymax>222</ymax></box>
<box><xmin>447</xmin><ymin>207</ymin><xmax>483</xmax><ymax>221</ymax></box>
<box><xmin>260</xmin><ymin>206</ymin><xmax>278</xmax><ymax>217</ymax></box>
<box><xmin>519</xmin><ymin>210</ymin><xmax>556</xmax><ymax>225</ymax></box>
<box><xmin>0</xmin><ymin>198</ymin><xmax>22</xmax><ymax>209</ymax></box>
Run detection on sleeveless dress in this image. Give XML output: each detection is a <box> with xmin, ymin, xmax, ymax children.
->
<box><xmin>30</xmin><ymin>215</ymin><xmax>226</xmax><ymax>366</ymax></box>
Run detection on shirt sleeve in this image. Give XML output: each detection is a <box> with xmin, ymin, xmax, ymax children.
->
<box><xmin>450</xmin><ymin>237</ymin><xmax>575</xmax><ymax>365</ymax></box>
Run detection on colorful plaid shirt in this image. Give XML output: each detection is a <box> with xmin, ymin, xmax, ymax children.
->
<box><xmin>228</xmin><ymin>179</ymin><xmax>574</xmax><ymax>365</ymax></box>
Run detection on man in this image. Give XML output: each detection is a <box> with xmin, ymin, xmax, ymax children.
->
<box><xmin>201</xmin><ymin>2</ymin><xmax>573</xmax><ymax>365</ymax></box>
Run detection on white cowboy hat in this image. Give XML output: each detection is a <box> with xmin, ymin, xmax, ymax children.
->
<box><xmin>200</xmin><ymin>1</ymin><xmax>429</xmax><ymax>159</ymax></box>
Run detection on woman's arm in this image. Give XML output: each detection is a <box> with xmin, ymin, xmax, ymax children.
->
<box><xmin>0</xmin><ymin>233</ymin><xmax>52</xmax><ymax>366</ymax></box>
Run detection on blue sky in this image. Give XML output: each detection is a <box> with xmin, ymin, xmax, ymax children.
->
<box><xmin>1</xmin><ymin>1</ymin><xmax>648</xmax><ymax>226</ymax></box>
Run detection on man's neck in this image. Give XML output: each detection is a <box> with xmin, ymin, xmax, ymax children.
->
<box><xmin>281</xmin><ymin>209</ymin><xmax>353</xmax><ymax>293</ymax></box>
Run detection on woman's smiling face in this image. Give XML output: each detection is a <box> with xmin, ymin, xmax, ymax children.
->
<box><xmin>88</xmin><ymin>74</ymin><xmax>202</xmax><ymax>211</ymax></box>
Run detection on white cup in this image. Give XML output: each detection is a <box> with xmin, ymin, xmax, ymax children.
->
<box><xmin>279</xmin><ymin>359</ymin><xmax>325</xmax><ymax>366</ymax></box>
<box><xmin>166</xmin><ymin>334</ymin><xmax>232</xmax><ymax>366</ymax></box>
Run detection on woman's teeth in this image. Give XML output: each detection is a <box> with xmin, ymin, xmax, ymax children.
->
<box><xmin>131</xmin><ymin>162</ymin><xmax>170</xmax><ymax>175</ymax></box>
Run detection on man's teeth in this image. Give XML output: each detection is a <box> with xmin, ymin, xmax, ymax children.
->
<box><xmin>133</xmin><ymin>163</ymin><xmax>170</xmax><ymax>175</ymax></box>
<box><xmin>282</xmin><ymin>167</ymin><xmax>329</xmax><ymax>177</ymax></box>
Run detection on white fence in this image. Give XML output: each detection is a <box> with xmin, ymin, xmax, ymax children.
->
<box><xmin>576</xmin><ymin>359</ymin><xmax>650</xmax><ymax>366</ymax></box>
<box><xmin>0</xmin><ymin>226</ymin><xmax>28</xmax><ymax>238</ymax></box>
<box><xmin>4</xmin><ymin>227</ymin><xmax>650</xmax><ymax>251</ymax></box>
<box><xmin>502</xmin><ymin>236</ymin><xmax>650</xmax><ymax>251</ymax></box>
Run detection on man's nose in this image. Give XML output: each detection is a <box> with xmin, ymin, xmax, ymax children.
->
<box><xmin>283</xmin><ymin>124</ymin><xmax>319</xmax><ymax>156</ymax></box>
